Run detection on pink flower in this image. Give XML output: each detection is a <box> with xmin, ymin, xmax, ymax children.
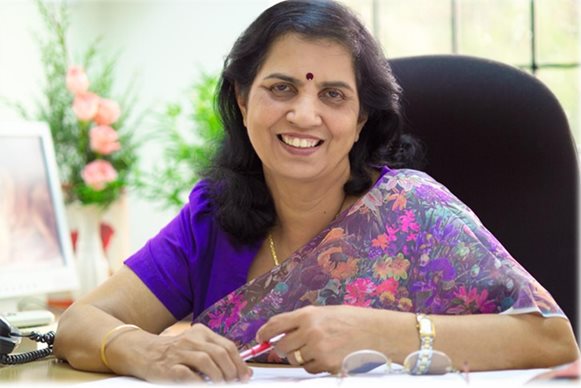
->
<box><xmin>90</xmin><ymin>125</ymin><xmax>121</xmax><ymax>155</ymax></box>
<box><xmin>72</xmin><ymin>92</ymin><xmax>100</xmax><ymax>121</ymax></box>
<box><xmin>399</xmin><ymin>210</ymin><xmax>419</xmax><ymax>233</ymax></box>
<box><xmin>385</xmin><ymin>226</ymin><xmax>399</xmax><ymax>244</ymax></box>
<box><xmin>374</xmin><ymin>278</ymin><xmax>399</xmax><ymax>304</ymax></box>
<box><xmin>207</xmin><ymin>292</ymin><xmax>248</xmax><ymax>330</ymax></box>
<box><xmin>453</xmin><ymin>286</ymin><xmax>497</xmax><ymax>313</ymax></box>
<box><xmin>375</xmin><ymin>278</ymin><xmax>399</xmax><ymax>296</ymax></box>
<box><xmin>94</xmin><ymin>98</ymin><xmax>121</xmax><ymax>126</ymax></box>
<box><xmin>81</xmin><ymin>160</ymin><xmax>118</xmax><ymax>191</ymax></box>
<box><xmin>66</xmin><ymin>65</ymin><xmax>90</xmax><ymax>94</ymax></box>
<box><xmin>344</xmin><ymin>278</ymin><xmax>374</xmax><ymax>307</ymax></box>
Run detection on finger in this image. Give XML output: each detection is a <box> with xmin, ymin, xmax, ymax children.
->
<box><xmin>209</xmin><ymin>333</ymin><xmax>252</xmax><ymax>382</ymax></box>
<box><xmin>300</xmin><ymin>354</ymin><xmax>342</xmax><ymax>375</ymax></box>
<box><xmin>302</xmin><ymin>359</ymin><xmax>329</xmax><ymax>375</ymax></box>
<box><xmin>287</xmin><ymin>346</ymin><xmax>314</xmax><ymax>367</ymax></box>
<box><xmin>202</xmin><ymin>341</ymin><xmax>240</xmax><ymax>382</ymax></box>
<box><xmin>182</xmin><ymin>351</ymin><xmax>225</xmax><ymax>383</ymax></box>
<box><xmin>256</xmin><ymin>308</ymin><xmax>308</xmax><ymax>342</ymax></box>
<box><xmin>272</xmin><ymin>329</ymin><xmax>301</xmax><ymax>356</ymax></box>
<box><xmin>197</xmin><ymin>323</ymin><xmax>252</xmax><ymax>381</ymax></box>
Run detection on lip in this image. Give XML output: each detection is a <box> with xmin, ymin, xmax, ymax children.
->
<box><xmin>277</xmin><ymin>133</ymin><xmax>324</xmax><ymax>156</ymax></box>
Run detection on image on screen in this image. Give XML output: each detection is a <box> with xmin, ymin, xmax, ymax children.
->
<box><xmin>0</xmin><ymin>137</ymin><xmax>62</xmax><ymax>269</ymax></box>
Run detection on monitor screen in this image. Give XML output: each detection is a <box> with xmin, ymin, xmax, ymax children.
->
<box><xmin>0</xmin><ymin>121</ymin><xmax>78</xmax><ymax>312</ymax></box>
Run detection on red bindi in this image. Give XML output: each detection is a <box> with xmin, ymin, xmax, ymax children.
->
<box><xmin>306</xmin><ymin>72</ymin><xmax>314</xmax><ymax>80</ymax></box>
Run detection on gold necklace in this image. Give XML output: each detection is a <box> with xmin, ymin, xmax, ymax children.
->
<box><xmin>267</xmin><ymin>196</ymin><xmax>347</xmax><ymax>267</ymax></box>
<box><xmin>268</xmin><ymin>233</ymin><xmax>279</xmax><ymax>266</ymax></box>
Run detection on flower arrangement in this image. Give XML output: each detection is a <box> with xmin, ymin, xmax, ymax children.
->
<box><xmin>65</xmin><ymin>65</ymin><xmax>129</xmax><ymax>203</ymax></box>
<box><xmin>4</xmin><ymin>0</ymin><xmax>139</xmax><ymax>208</ymax></box>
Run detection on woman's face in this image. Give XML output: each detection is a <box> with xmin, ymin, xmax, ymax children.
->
<box><xmin>237</xmin><ymin>33</ymin><xmax>366</xmax><ymax>184</ymax></box>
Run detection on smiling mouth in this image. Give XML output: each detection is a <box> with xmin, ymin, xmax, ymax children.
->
<box><xmin>278</xmin><ymin>134</ymin><xmax>323</xmax><ymax>149</ymax></box>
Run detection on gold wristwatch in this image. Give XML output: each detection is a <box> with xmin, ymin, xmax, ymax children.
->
<box><xmin>412</xmin><ymin>313</ymin><xmax>435</xmax><ymax>374</ymax></box>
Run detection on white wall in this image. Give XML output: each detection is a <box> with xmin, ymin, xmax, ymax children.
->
<box><xmin>0</xmin><ymin>0</ymin><xmax>276</xmax><ymax>255</ymax></box>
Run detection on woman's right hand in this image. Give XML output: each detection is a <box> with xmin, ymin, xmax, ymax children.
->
<box><xmin>54</xmin><ymin>267</ymin><xmax>252</xmax><ymax>384</ymax></box>
<box><xmin>125</xmin><ymin>323</ymin><xmax>252</xmax><ymax>383</ymax></box>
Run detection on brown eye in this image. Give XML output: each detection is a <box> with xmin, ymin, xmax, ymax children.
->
<box><xmin>270</xmin><ymin>83</ymin><xmax>295</xmax><ymax>96</ymax></box>
<box><xmin>321</xmin><ymin>88</ymin><xmax>345</xmax><ymax>102</ymax></box>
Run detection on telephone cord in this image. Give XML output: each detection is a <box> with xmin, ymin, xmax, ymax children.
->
<box><xmin>0</xmin><ymin>330</ymin><xmax>55</xmax><ymax>365</ymax></box>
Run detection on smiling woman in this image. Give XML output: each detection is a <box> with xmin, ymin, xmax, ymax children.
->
<box><xmin>238</xmin><ymin>34</ymin><xmax>364</xmax><ymax>190</ymax></box>
<box><xmin>53</xmin><ymin>0</ymin><xmax>579</xmax><ymax>384</ymax></box>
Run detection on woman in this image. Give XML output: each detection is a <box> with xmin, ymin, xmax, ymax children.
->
<box><xmin>54</xmin><ymin>0</ymin><xmax>579</xmax><ymax>383</ymax></box>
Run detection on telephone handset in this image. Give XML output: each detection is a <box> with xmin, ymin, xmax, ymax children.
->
<box><xmin>0</xmin><ymin>315</ymin><xmax>55</xmax><ymax>365</ymax></box>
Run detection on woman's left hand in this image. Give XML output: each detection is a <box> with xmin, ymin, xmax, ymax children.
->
<box><xmin>255</xmin><ymin>305</ymin><xmax>383</xmax><ymax>374</ymax></box>
<box><xmin>257</xmin><ymin>306</ymin><xmax>580</xmax><ymax>373</ymax></box>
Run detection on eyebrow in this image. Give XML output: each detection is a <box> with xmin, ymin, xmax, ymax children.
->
<box><xmin>263</xmin><ymin>73</ymin><xmax>355</xmax><ymax>92</ymax></box>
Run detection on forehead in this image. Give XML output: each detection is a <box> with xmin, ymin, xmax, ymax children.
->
<box><xmin>257</xmin><ymin>33</ymin><xmax>356</xmax><ymax>83</ymax></box>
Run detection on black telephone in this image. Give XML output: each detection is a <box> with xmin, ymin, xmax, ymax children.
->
<box><xmin>0</xmin><ymin>315</ymin><xmax>55</xmax><ymax>365</ymax></box>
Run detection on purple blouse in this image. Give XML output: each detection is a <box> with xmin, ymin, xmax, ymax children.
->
<box><xmin>125</xmin><ymin>179</ymin><xmax>261</xmax><ymax>320</ymax></box>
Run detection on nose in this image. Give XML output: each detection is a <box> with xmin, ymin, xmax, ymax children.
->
<box><xmin>286</xmin><ymin>94</ymin><xmax>322</xmax><ymax>128</ymax></box>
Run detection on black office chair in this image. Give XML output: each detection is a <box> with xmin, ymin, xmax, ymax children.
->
<box><xmin>389</xmin><ymin>54</ymin><xmax>579</xmax><ymax>334</ymax></box>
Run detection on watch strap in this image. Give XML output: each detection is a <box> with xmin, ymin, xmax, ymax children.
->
<box><xmin>411</xmin><ymin>313</ymin><xmax>435</xmax><ymax>375</ymax></box>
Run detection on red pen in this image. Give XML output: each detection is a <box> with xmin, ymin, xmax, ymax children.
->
<box><xmin>239</xmin><ymin>333</ymin><xmax>285</xmax><ymax>361</ymax></box>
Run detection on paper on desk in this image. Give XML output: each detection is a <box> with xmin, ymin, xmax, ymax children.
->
<box><xmin>72</xmin><ymin>365</ymin><xmax>553</xmax><ymax>387</ymax></box>
<box><xmin>71</xmin><ymin>367</ymin><xmax>321</xmax><ymax>387</ymax></box>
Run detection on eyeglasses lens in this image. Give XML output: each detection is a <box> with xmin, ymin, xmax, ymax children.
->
<box><xmin>341</xmin><ymin>349</ymin><xmax>388</xmax><ymax>374</ymax></box>
<box><xmin>403</xmin><ymin>350</ymin><xmax>453</xmax><ymax>375</ymax></box>
<box><xmin>342</xmin><ymin>349</ymin><xmax>454</xmax><ymax>376</ymax></box>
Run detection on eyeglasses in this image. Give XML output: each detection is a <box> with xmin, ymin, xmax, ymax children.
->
<box><xmin>340</xmin><ymin>349</ymin><xmax>469</xmax><ymax>381</ymax></box>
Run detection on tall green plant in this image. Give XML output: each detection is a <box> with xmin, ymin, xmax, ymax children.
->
<box><xmin>134</xmin><ymin>74</ymin><xmax>223</xmax><ymax>210</ymax></box>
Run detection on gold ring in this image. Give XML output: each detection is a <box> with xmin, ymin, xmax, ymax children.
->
<box><xmin>294</xmin><ymin>349</ymin><xmax>305</xmax><ymax>365</ymax></box>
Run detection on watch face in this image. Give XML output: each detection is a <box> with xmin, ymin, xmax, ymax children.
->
<box><xmin>419</xmin><ymin>318</ymin><xmax>434</xmax><ymax>336</ymax></box>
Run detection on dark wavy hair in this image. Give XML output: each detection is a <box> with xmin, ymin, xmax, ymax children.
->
<box><xmin>205</xmin><ymin>0</ymin><xmax>422</xmax><ymax>244</ymax></box>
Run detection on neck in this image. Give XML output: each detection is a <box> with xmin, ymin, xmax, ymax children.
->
<box><xmin>264</xmin><ymin>164</ymin><xmax>350</xmax><ymax>255</ymax></box>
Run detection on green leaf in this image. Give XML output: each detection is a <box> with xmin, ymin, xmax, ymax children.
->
<box><xmin>133</xmin><ymin>73</ymin><xmax>224</xmax><ymax>210</ymax></box>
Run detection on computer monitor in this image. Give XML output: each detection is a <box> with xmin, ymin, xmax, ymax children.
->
<box><xmin>0</xmin><ymin>121</ymin><xmax>78</xmax><ymax>312</ymax></box>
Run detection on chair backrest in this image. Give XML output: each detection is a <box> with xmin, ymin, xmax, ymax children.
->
<box><xmin>389</xmin><ymin>55</ymin><xmax>578</xmax><ymax>333</ymax></box>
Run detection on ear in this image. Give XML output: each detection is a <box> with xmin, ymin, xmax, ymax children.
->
<box><xmin>235</xmin><ymin>84</ymin><xmax>248</xmax><ymax>127</ymax></box>
<box><xmin>355</xmin><ymin>113</ymin><xmax>368</xmax><ymax>142</ymax></box>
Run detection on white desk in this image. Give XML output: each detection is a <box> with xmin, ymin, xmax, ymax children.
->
<box><xmin>1</xmin><ymin>358</ymin><xmax>576</xmax><ymax>387</ymax></box>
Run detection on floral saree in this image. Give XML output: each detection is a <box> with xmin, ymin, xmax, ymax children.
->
<box><xmin>193</xmin><ymin>168</ymin><xmax>564</xmax><ymax>361</ymax></box>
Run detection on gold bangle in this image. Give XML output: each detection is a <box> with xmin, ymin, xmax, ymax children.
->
<box><xmin>99</xmin><ymin>324</ymin><xmax>141</xmax><ymax>370</ymax></box>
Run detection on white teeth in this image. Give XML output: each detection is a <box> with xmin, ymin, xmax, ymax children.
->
<box><xmin>281</xmin><ymin>135</ymin><xmax>320</xmax><ymax>148</ymax></box>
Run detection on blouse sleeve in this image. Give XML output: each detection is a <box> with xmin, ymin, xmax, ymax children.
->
<box><xmin>124</xmin><ymin>181</ymin><xmax>214</xmax><ymax>320</ymax></box>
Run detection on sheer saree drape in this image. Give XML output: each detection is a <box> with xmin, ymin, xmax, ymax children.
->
<box><xmin>193</xmin><ymin>168</ymin><xmax>564</xmax><ymax>362</ymax></box>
